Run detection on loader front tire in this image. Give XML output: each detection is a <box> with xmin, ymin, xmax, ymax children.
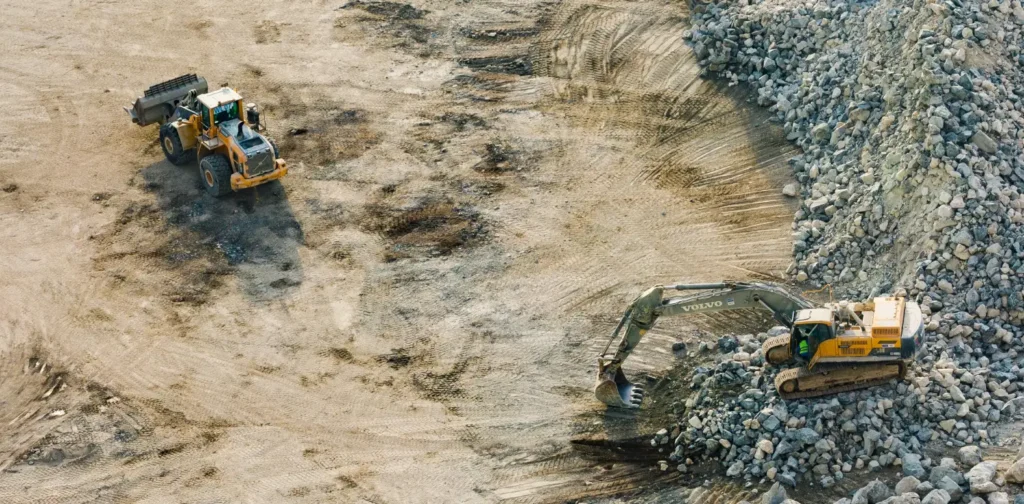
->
<box><xmin>199</xmin><ymin>155</ymin><xmax>233</xmax><ymax>197</ymax></box>
<box><xmin>160</xmin><ymin>125</ymin><xmax>195</xmax><ymax>166</ymax></box>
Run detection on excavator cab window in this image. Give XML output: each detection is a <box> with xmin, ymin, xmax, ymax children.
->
<box><xmin>795</xmin><ymin>323</ymin><xmax>832</xmax><ymax>359</ymax></box>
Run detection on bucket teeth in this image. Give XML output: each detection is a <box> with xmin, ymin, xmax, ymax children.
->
<box><xmin>595</xmin><ymin>367</ymin><xmax>644</xmax><ymax>408</ymax></box>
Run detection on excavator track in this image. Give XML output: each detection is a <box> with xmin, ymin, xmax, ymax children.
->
<box><xmin>773</xmin><ymin>362</ymin><xmax>906</xmax><ymax>400</ymax></box>
<box><xmin>761</xmin><ymin>334</ymin><xmax>792</xmax><ymax>366</ymax></box>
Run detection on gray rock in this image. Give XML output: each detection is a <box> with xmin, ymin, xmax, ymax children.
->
<box><xmin>922</xmin><ymin>490</ymin><xmax>951</xmax><ymax>504</ymax></box>
<box><xmin>891</xmin><ymin>494</ymin><xmax>923</xmax><ymax>504</ymax></box>
<box><xmin>972</xmin><ymin>131</ymin><xmax>998</xmax><ymax>154</ymax></box>
<box><xmin>853</xmin><ymin>479</ymin><xmax>894</xmax><ymax>504</ymax></box>
<box><xmin>727</xmin><ymin>460</ymin><xmax>745</xmax><ymax>477</ymax></box>
<box><xmin>793</xmin><ymin>428</ymin><xmax>820</xmax><ymax>445</ymax></box>
<box><xmin>895</xmin><ymin>476</ymin><xmax>921</xmax><ymax>496</ymax></box>
<box><xmin>777</xmin><ymin>472</ymin><xmax>797</xmax><ymax>487</ymax></box>
<box><xmin>903</xmin><ymin>453</ymin><xmax>927</xmax><ymax>478</ymax></box>
<box><xmin>761</xmin><ymin>482</ymin><xmax>788</xmax><ymax>504</ymax></box>
<box><xmin>929</xmin><ymin>466</ymin><xmax>963</xmax><ymax>486</ymax></box>
<box><xmin>934</xmin><ymin>477</ymin><xmax>962</xmax><ymax>501</ymax></box>
<box><xmin>1004</xmin><ymin>456</ymin><xmax>1024</xmax><ymax>483</ymax></box>
<box><xmin>915</xmin><ymin>481</ymin><xmax>935</xmax><ymax>496</ymax></box>
<box><xmin>774</xmin><ymin>440</ymin><xmax>794</xmax><ymax>458</ymax></box>
<box><xmin>988</xmin><ymin>493</ymin><xmax>1009</xmax><ymax>504</ymax></box>
<box><xmin>965</xmin><ymin>461</ymin><xmax>999</xmax><ymax>493</ymax></box>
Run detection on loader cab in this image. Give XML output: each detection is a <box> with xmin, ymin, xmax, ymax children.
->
<box><xmin>197</xmin><ymin>88</ymin><xmax>244</xmax><ymax>137</ymax></box>
<box><xmin>792</xmin><ymin>308</ymin><xmax>834</xmax><ymax>361</ymax></box>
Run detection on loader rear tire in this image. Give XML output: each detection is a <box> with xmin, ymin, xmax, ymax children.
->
<box><xmin>199</xmin><ymin>155</ymin><xmax>233</xmax><ymax>197</ymax></box>
<box><xmin>160</xmin><ymin>125</ymin><xmax>195</xmax><ymax>166</ymax></box>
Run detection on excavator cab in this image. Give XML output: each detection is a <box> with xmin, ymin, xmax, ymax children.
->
<box><xmin>791</xmin><ymin>308</ymin><xmax>834</xmax><ymax>362</ymax></box>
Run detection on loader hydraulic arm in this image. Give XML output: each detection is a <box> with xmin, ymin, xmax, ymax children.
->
<box><xmin>595</xmin><ymin>282</ymin><xmax>814</xmax><ymax>408</ymax></box>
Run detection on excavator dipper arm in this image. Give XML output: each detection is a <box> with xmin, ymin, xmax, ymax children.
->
<box><xmin>595</xmin><ymin>282</ymin><xmax>813</xmax><ymax>408</ymax></box>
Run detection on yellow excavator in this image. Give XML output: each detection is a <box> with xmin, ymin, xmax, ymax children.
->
<box><xmin>595</xmin><ymin>282</ymin><xmax>924</xmax><ymax>407</ymax></box>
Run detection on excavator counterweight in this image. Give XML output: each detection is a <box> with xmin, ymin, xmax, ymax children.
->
<box><xmin>595</xmin><ymin>281</ymin><xmax>923</xmax><ymax>408</ymax></box>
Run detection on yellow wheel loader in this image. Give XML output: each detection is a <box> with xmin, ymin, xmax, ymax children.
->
<box><xmin>595</xmin><ymin>282</ymin><xmax>924</xmax><ymax>408</ymax></box>
<box><xmin>125</xmin><ymin>74</ymin><xmax>287</xmax><ymax>197</ymax></box>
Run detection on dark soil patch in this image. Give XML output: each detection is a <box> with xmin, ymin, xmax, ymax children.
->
<box><xmin>459</xmin><ymin>26</ymin><xmax>540</xmax><ymax>41</ymax></box>
<box><xmin>276</xmin><ymin>107</ymin><xmax>379</xmax><ymax>171</ymax></box>
<box><xmin>412</xmin><ymin>358</ymin><xmax>476</xmax><ymax>400</ymax></box>
<box><xmin>157</xmin><ymin>443</ymin><xmax>187</xmax><ymax>457</ymax></box>
<box><xmin>342</xmin><ymin>1</ymin><xmax>426</xmax><ymax>20</ymax></box>
<box><xmin>458</xmin><ymin>55</ymin><xmax>533</xmax><ymax>76</ymax></box>
<box><xmin>321</xmin><ymin>347</ymin><xmax>354</xmax><ymax>362</ymax></box>
<box><xmin>438</xmin><ymin>112</ymin><xmax>488</xmax><ymax>132</ymax></box>
<box><xmin>456</xmin><ymin>179</ymin><xmax>505</xmax><ymax>197</ymax></box>
<box><xmin>377</xmin><ymin>348</ymin><xmax>414</xmax><ymax>369</ymax></box>
<box><xmin>361</xmin><ymin>198</ymin><xmax>486</xmax><ymax>260</ymax></box>
<box><xmin>473</xmin><ymin>142</ymin><xmax>525</xmax><ymax>173</ymax></box>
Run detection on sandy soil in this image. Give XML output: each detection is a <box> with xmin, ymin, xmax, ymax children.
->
<box><xmin>0</xmin><ymin>0</ymin><xmax>799</xmax><ymax>502</ymax></box>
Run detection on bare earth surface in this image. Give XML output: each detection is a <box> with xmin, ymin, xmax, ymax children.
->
<box><xmin>0</xmin><ymin>0</ymin><xmax>799</xmax><ymax>502</ymax></box>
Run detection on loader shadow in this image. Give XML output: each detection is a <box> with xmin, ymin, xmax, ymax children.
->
<box><xmin>140</xmin><ymin>160</ymin><xmax>304</xmax><ymax>301</ymax></box>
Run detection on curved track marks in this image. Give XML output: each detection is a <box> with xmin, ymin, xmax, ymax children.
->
<box><xmin>1</xmin><ymin>0</ymin><xmax>799</xmax><ymax>502</ymax></box>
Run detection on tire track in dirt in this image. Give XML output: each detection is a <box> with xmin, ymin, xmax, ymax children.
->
<box><xmin>439</xmin><ymin>1</ymin><xmax>799</xmax><ymax>501</ymax></box>
<box><xmin>3</xmin><ymin>0</ymin><xmax>800</xmax><ymax>502</ymax></box>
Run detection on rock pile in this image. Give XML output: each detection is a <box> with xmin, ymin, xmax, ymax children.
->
<box><xmin>657</xmin><ymin>0</ymin><xmax>1024</xmax><ymax>487</ymax></box>
<box><xmin>653</xmin><ymin>330</ymin><xmax>1024</xmax><ymax>486</ymax></box>
<box><xmin>829</xmin><ymin>467</ymin><xmax>1017</xmax><ymax>504</ymax></box>
<box><xmin>686</xmin><ymin>0</ymin><xmax>1024</xmax><ymax>324</ymax></box>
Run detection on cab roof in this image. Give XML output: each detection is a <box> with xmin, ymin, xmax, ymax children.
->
<box><xmin>198</xmin><ymin>88</ymin><xmax>242</xmax><ymax>108</ymax></box>
<box><xmin>794</xmin><ymin>308</ymin><xmax>833</xmax><ymax>325</ymax></box>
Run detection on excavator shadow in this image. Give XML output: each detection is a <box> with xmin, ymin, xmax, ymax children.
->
<box><xmin>138</xmin><ymin>159</ymin><xmax>304</xmax><ymax>301</ymax></box>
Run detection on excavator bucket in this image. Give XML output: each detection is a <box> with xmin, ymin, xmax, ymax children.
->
<box><xmin>125</xmin><ymin>74</ymin><xmax>208</xmax><ymax>127</ymax></box>
<box><xmin>595</xmin><ymin>361</ymin><xmax>644</xmax><ymax>408</ymax></box>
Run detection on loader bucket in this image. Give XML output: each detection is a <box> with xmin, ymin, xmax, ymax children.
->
<box><xmin>126</xmin><ymin>74</ymin><xmax>208</xmax><ymax>127</ymax></box>
<box><xmin>594</xmin><ymin>362</ymin><xmax>644</xmax><ymax>408</ymax></box>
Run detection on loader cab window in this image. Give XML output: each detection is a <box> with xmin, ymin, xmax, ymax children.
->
<box><xmin>795</xmin><ymin>323</ymin><xmax>832</xmax><ymax>359</ymax></box>
<box><xmin>201</xmin><ymin>105</ymin><xmax>211</xmax><ymax>130</ymax></box>
<box><xmin>213</xmin><ymin>102</ymin><xmax>240</xmax><ymax>125</ymax></box>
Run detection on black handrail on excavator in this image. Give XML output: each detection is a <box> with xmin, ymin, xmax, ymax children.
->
<box><xmin>595</xmin><ymin>282</ymin><xmax>814</xmax><ymax>408</ymax></box>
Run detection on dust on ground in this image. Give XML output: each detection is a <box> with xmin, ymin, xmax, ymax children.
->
<box><xmin>1</xmin><ymin>0</ymin><xmax>799</xmax><ymax>502</ymax></box>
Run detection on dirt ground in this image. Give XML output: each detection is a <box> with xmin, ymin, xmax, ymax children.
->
<box><xmin>0</xmin><ymin>0</ymin><xmax>800</xmax><ymax>502</ymax></box>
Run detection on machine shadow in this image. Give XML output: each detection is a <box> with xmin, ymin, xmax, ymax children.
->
<box><xmin>140</xmin><ymin>159</ymin><xmax>304</xmax><ymax>301</ymax></box>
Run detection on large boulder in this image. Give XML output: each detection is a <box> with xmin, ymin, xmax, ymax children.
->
<box><xmin>929</xmin><ymin>465</ymin><xmax>964</xmax><ymax>486</ymax></box>
<box><xmin>959</xmin><ymin>446</ymin><xmax>982</xmax><ymax>466</ymax></box>
<box><xmin>965</xmin><ymin>461</ymin><xmax>999</xmax><ymax>494</ymax></box>
<box><xmin>853</xmin><ymin>479</ymin><xmax>893</xmax><ymax>504</ymax></box>
<box><xmin>903</xmin><ymin>453</ymin><xmax>927</xmax><ymax>478</ymax></box>
<box><xmin>887</xmin><ymin>493</ymin><xmax>923</xmax><ymax>504</ymax></box>
<box><xmin>934</xmin><ymin>476</ymin><xmax>963</xmax><ymax>501</ymax></box>
<box><xmin>727</xmin><ymin>460</ymin><xmax>745</xmax><ymax>477</ymax></box>
<box><xmin>988</xmin><ymin>493</ymin><xmax>1009</xmax><ymax>504</ymax></box>
<box><xmin>921</xmin><ymin>490</ymin><xmax>950</xmax><ymax>504</ymax></box>
<box><xmin>761</xmin><ymin>482</ymin><xmax>788</xmax><ymax>504</ymax></box>
<box><xmin>1004</xmin><ymin>456</ymin><xmax>1024</xmax><ymax>484</ymax></box>
<box><xmin>895</xmin><ymin>476</ymin><xmax>921</xmax><ymax>496</ymax></box>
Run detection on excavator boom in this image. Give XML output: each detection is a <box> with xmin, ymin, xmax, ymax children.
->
<box><xmin>595</xmin><ymin>282</ymin><xmax>813</xmax><ymax>408</ymax></box>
